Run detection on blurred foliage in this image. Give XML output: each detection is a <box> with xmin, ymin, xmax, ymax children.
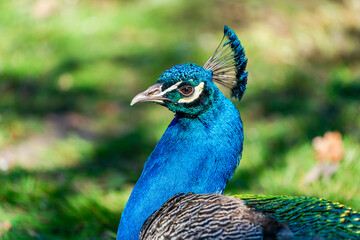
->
<box><xmin>0</xmin><ymin>0</ymin><xmax>359</xmax><ymax>239</ymax></box>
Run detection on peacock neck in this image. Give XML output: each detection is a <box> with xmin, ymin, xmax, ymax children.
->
<box><xmin>117</xmin><ymin>93</ymin><xmax>244</xmax><ymax>240</ymax></box>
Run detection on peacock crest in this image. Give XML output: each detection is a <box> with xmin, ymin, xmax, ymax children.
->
<box><xmin>204</xmin><ymin>25</ymin><xmax>248</xmax><ymax>100</ymax></box>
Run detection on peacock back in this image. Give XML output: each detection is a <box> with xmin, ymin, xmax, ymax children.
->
<box><xmin>140</xmin><ymin>193</ymin><xmax>360</xmax><ymax>240</ymax></box>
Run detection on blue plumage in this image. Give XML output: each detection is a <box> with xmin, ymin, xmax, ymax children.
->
<box><xmin>118</xmin><ymin>94</ymin><xmax>243</xmax><ymax>239</ymax></box>
<box><xmin>118</xmin><ymin>26</ymin><xmax>246</xmax><ymax>239</ymax></box>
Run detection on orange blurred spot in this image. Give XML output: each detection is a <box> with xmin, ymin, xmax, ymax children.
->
<box><xmin>312</xmin><ymin>131</ymin><xmax>344</xmax><ymax>163</ymax></box>
<box><xmin>304</xmin><ymin>131</ymin><xmax>344</xmax><ymax>184</ymax></box>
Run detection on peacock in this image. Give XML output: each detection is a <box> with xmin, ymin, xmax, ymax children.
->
<box><xmin>117</xmin><ymin>25</ymin><xmax>360</xmax><ymax>239</ymax></box>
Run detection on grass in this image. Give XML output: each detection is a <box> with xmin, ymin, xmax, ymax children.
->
<box><xmin>0</xmin><ymin>0</ymin><xmax>359</xmax><ymax>239</ymax></box>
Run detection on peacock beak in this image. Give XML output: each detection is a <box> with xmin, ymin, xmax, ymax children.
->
<box><xmin>130</xmin><ymin>83</ymin><xmax>171</xmax><ymax>106</ymax></box>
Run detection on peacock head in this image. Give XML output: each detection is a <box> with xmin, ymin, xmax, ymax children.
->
<box><xmin>131</xmin><ymin>62</ymin><xmax>217</xmax><ymax>117</ymax></box>
<box><xmin>130</xmin><ymin>25</ymin><xmax>248</xmax><ymax>118</ymax></box>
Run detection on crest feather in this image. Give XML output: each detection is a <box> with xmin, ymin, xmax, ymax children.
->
<box><xmin>203</xmin><ymin>25</ymin><xmax>248</xmax><ymax>100</ymax></box>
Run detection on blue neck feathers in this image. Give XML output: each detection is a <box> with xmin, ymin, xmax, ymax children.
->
<box><xmin>117</xmin><ymin>90</ymin><xmax>243</xmax><ymax>240</ymax></box>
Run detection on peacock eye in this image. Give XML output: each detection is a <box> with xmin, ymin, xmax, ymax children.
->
<box><xmin>178</xmin><ymin>85</ymin><xmax>194</xmax><ymax>96</ymax></box>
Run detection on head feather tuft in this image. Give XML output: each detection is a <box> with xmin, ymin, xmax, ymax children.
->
<box><xmin>203</xmin><ymin>25</ymin><xmax>248</xmax><ymax>100</ymax></box>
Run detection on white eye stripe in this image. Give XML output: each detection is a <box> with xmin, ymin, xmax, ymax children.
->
<box><xmin>178</xmin><ymin>82</ymin><xmax>204</xmax><ymax>104</ymax></box>
<box><xmin>162</xmin><ymin>81</ymin><xmax>182</xmax><ymax>95</ymax></box>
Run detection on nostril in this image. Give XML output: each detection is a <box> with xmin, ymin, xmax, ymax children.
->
<box><xmin>148</xmin><ymin>89</ymin><xmax>160</xmax><ymax>96</ymax></box>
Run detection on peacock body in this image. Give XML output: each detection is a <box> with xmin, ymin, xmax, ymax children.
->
<box><xmin>117</xmin><ymin>25</ymin><xmax>360</xmax><ymax>240</ymax></box>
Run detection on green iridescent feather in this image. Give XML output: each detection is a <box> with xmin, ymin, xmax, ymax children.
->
<box><xmin>235</xmin><ymin>194</ymin><xmax>360</xmax><ymax>239</ymax></box>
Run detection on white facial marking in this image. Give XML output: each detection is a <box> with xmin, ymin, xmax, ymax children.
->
<box><xmin>162</xmin><ymin>81</ymin><xmax>182</xmax><ymax>95</ymax></box>
<box><xmin>178</xmin><ymin>82</ymin><xmax>205</xmax><ymax>104</ymax></box>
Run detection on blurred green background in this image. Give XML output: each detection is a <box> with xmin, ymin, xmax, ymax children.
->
<box><xmin>0</xmin><ymin>0</ymin><xmax>359</xmax><ymax>239</ymax></box>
